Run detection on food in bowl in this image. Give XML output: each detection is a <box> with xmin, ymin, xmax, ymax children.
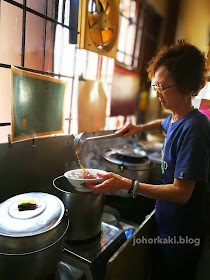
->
<box><xmin>64</xmin><ymin>168</ymin><xmax>107</xmax><ymax>192</ymax></box>
<box><xmin>70</xmin><ymin>170</ymin><xmax>99</xmax><ymax>179</ymax></box>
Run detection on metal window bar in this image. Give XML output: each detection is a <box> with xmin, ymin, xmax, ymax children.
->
<box><xmin>0</xmin><ymin>63</ymin><xmax>73</xmax><ymax>79</ymax></box>
<box><xmin>67</xmin><ymin>45</ymin><xmax>77</xmax><ymax>134</ymax></box>
<box><xmin>54</xmin><ymin>0</ymin><xmax>59</xmax><ymax>21</ymax></box>
<box><xmin>21</xmin><ymin>0</ymin><xmax>26</xmax><ymax>67</ymax></box>
<box><xmin>132</xmin><ymin>0</ymin><xmax>143</xmax><ymax>67</ymax></box>
<box><xmin>85</xmin><ymin>51</ymin><xmax>89</xmax><ymax>79</ymax></box>
<box><xmin>42</xmin><ymin>0</ymin><xmax>48</xmax><ymax>71</ymax></box>
<box><xmin>117</xmin><ymin>0</ymin><xmax>141</xmax><ymax>68</ymax></box>
<box><xmin>123</xmin><ymin>18</ymin><xmax>130</xmax><ymax>65</ymax></box>
<box><xmin>62</xmin><ymin>0</ymin><xmax>66</xmax><ymax>24</ymax></box>
<box><xmin>117</xmin><ymin>49</ymin><xmax>138</xmax><ymax>58</ymax></box>
<box><xmin>3</xmin><ymin>0</ymin><xmax>143</xmax><ymax>74</ymax></box>
<box><xmin>3</xmin><ymin>0</ymin><xmax>70</xmax><ymax>29</ymax></box>
<box><xmin>2</xmin><ymin>0</ymin><xmax>146</xmax><ymax>73</ymax></box>
<box><xmin>0</xmin><ymin>123</ymin><xmax>11</xmax><ymax>127</ymax></box>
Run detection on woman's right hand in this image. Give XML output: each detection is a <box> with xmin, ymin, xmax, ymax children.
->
<box><xmin>115</xmin><ymin>123</ymin><xmax>143</xmax><ymax>138</ymax></box>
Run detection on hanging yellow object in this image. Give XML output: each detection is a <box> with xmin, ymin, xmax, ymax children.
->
<box><xmin>138</xmin><ymin>90</ymin><xmax>148</xmax><ymax>111</ymax></box>
<box><xmin>77</xmin><ymin>0</ymin><xmax>120</xmax><ymax>58</ymax></box>
<box><xmin>78</xmin><ymin>80</ymin><xmax>107</xmax><ymax>133</ymax></box>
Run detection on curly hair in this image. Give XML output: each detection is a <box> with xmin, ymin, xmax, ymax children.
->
<box><xmin>147</xmin><ymin>41</ymin><xmax>207</xmax><ymax>97</ymax></box>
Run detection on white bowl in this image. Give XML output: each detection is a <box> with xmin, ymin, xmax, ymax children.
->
<box><xmin>64</xmin><ymin>169</ymin><xmax>107</xmax><ymax>192</ymax></box>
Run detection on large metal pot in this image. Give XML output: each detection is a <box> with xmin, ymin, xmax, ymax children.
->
<box><xmin>147</xmin><ymin>150</ymin><xmax>162</xmax><ymax>184</ymax></box>
<box><xmin>102</xmin><ymin>149</ymin><xmax>154</xmax><ymax>197</ymax></box>
<box><xmin>0</xmin><ymin>192</ymin><xmax>68</xmax><ymax>280</ymax></box>
<box><xmin>53</xmin><ymin>175</ymin><xmax>105</xmax><ymax>241</ymax></box>
<box><xmin>102</xmin><ymin>149</ymin><xmax>152</xmax><ymax>182</ymax></box>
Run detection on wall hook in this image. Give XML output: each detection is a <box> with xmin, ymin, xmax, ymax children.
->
<box><xmin>7</xmin><ymin>134</ymin><xmax>12</xmax><ymax>147</ymax></box>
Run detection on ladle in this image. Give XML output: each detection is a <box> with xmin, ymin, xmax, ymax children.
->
<box><xmin>74</xmin><ymin>132</ymin><xmax>127</xmax><ymax>154</ymax></box>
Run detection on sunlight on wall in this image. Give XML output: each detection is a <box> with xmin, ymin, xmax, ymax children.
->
<box><xmin>176</xmin><ymin>0</ymin><xmax>209</xmax><ymax>54</ymax></box>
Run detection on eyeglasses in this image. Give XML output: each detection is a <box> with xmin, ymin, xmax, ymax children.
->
<box><xmin>152</xmin><ymin>84</ymin><xmax>175</xmax><ymax>94</ymax></box>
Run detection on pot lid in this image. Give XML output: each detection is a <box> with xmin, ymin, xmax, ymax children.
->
<box><xmin>103</xmin><ymin>149</ymin><xmax>150</xmax><ymax>168</ymax></box>
<box><xmin>110</xmin><ymin>145</ymin><xmax>147</xmax><ymax>158</ymax></box>
<box><xmin>0</xmin><ymin>192</ymin><xmax>64</xmax><ymax>237</ymax></box>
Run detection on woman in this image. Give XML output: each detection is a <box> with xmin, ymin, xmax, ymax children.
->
<box><xmin>90</xmin><ymin>42</ymin><xmax>210</xmax><ymax>280</ymax></box>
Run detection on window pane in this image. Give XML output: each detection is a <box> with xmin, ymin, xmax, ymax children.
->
<box><xmin>85</xmin><ymin>52</ymin><xmax>98</xmax><ymax>80</ymax></box>
<box><xmin>54</xmin><ymin>25</ymin><xmax>63</xmax><ymax>73</ymax></box>
<box><xmin>57</xmin><ymin>0</ymin><xmax>65</xmax><ymax>23</ymax></box>
<box><xmin>63</xmin><ymin>77</ymin><xmax>73</xmax><ymax>134</ymax></box>
<box><xmin>64</xmin><ymin>0</ymin><xmax>70</xmax><ymax>25</ymax></box>
<box><xmin>47</xmin><ymin>0</ymin><xmax>57</xmax><ymax>19</ymax></box>
<box><xmin>0</xmin><ymin>2</ymin><xmax>22</xmax><ymax>66</ymax></box>
<box><xmin>69</xmin><ymin>77</ymin><xmax>79</xmax><ymax>135</ymax></box>
<box><xmin>25</xmin><ymin>13</ymin><xmax>45</xmax><ymax>70</ymax></box>
<box><xmin>121</xmin><ymin>0</ymin><xmax>131</xmax><ymax>17</ymax></box>
<box><xmin>105</xmin><ymin>83</ymin><xmax>113</xmax><ymax>117</ymax></box>
<box><xmin>27</xmin><ymin>0</ymin><xmax>47</xmax><ymax>15</ymax></box>
<box><xmin>54</xmin><ymin>25</ymin><xmax>76</xmax><ymax>76</ymax></box>
<box><xmin>75</xmin><ymin>49</ymin><xmax>88</xmax><ymax>77</ymax></box>
<box><xmin>125</xmin><ymin>55</ymin><xmax>132</xmax><ymax>66</ymax></box>
<box><xmin>0</xmin><ymin>68</ymin><xmax>11</xmax><ymax>123</ymax></box>
<box><xmin>60</xmin><ymin>39</ymin><xmax>76</xmax><ymax>77</ymax></box>
<box><xmin>117</xmin><ymin>0</ymin><xmax>141</xmax><ymax>68</ymax></box>
<box><xmin>125</xmin><ymin>24</ymin><xmax>136</xmax><ymax>55</ymax></box>
<box><xmin>13</xmin><ymin>0</ymin><xmax>24</xmax><ymax>4</ymax></box>
<box><xmin>134</xmin><ymin>28</ymin><xmax>142</xmax><ymax>59</ymax></box>
<box><xmin>133</xmin><ymin>58</ymin><xmax>139</xmax><ymax>69</ymax></box>
<box><xmin>129</xmin><ymin>0</ymin><xmax>136</xmax><ymax>23</ymax></box>
<box><xmin>117</xmin><ymin>51</ymin><xmax>124</xmax><ymax>63</ymax></box>
<box><xmin>106</xmin><ymin>58</ymin><xmax>114</xmax><ymax>83</ymax></box>
<box><xmin>44</xmin><ymin>21</ymin><xmax>55</xmax><ymax>72</ymax></box>
<box><xmin>118</xmin><ymin>16</ymin><xmax>129</xmax><ymax>53</ymax></box>
<box><xmin>0</xmin><ymin>68</ymin><xmax>12</xmax><ymax>143</ymax></box>
<box><xmin>100</xmin><ymin>56</ymin><xmax>108</xmax><ymax>82</ymax></box>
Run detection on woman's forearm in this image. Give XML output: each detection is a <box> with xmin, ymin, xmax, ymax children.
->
<box><xmin>138</xmin><ymin>119</ymin><xmax>163</xmax><ymax>133</ymax></box>
<box><xmin>123</xmin><ymin>179</ymin><xmax>195</xmax><ymax>205</ymax></box>
<box><xmin>115</xmin><ymin>119</ymin><xmax>164</xmax><ymax>137</ymax></box>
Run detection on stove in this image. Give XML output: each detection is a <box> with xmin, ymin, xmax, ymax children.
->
<box><xmin>55</xmin><ymin>222</ymin><xmax>126</xmax><ymax>280</ymax></box>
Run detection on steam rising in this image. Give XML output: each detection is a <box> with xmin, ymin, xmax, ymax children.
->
<box><xmin>65</xmin><ymin>132</ymin><xmax>130</xmax><ymax>173</ymax></box>
<box><xmin>79</xmin><ymin>142</ymin><xmax>108</xmax><ymax>171</ymax></box>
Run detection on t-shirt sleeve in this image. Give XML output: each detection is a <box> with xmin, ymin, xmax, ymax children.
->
<box><xmin>174</xmin><ymin>123</ymin><xmax>209</xmax><ymax>183</ymax></box>
<box><xmin>161</xmin><ymin>115</ymin><xmax>172</xmax><ymax>133</ymax></box>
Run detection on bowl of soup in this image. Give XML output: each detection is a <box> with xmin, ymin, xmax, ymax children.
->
<box><xmin>64</xmin><ymin>169</ymin><xmax>107</xmax><ymax>192</ymax></box>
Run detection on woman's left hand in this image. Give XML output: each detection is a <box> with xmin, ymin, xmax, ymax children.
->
<box><xmin>87</xmin><ymin>172</ymin><xmax>131</xmax><ymax>194</ymax></box>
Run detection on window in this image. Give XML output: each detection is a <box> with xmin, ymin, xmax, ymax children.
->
<box><xmin>117</xmin><ymin>0</ymin><xmax>140</xmax><ymax>68</ymax></box>
<box><xmin>0</xmin><ymin>0</ymin><xmax>162</xmax><ymax>143</ymax></box>
<box><xmin>0</xmin><ymin>0</ymin><xmax>63</xmax><ymax>142</ymax></box>
<box><xmin>0</xmin><ymin>0</ymin><xmax>116</xmax><ymax>141</ymax></box>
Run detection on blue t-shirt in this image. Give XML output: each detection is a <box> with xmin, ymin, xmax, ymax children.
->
<box><xmin>155</xmin><ymin>109</ymin><xmax>210</xmax><ymax>237</ymax></box>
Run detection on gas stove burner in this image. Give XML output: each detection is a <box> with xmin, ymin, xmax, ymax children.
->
<box><xmin>103</xmin><ymin>149</ymin><xmax>150</xmax><ymax>166</ymax></box>
<box><xmin>64</xmin><ymin>223</ymin><xmax>122</xmax><ymax>262</ymax></box>
<box><xmin>62</xmin><ymin>222</ymin><xmax>126</xmax><ymax>280</ymax></box>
